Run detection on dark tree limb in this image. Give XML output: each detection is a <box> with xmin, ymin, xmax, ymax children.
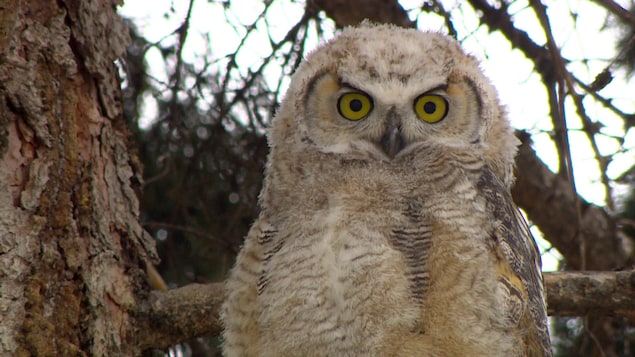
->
<box><xmin>591</xmin><ymin>0</ymin><xmax>635</xmax><ymax>27</ymax></box>
<box><xmin>466</xmin><ymin>0</ymin><xmax>557</xmax><ymax>82</ymax></box>
<box><xmin>309</xmin><ymin>0</ymin><xmax>414</xmax><ymax>28</ymax></box>
<box><xmin>512</xmin><ymin>132</ymin><xmax>628</xmax><ymax>271</ymax></box>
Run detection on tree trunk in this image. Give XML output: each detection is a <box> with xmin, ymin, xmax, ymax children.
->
<box><xmin>0</xmin><ymin>0</ymin><xmax>157</xmax><ymax>355</ymax></box>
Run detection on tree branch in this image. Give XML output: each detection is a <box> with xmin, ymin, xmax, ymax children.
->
<box><xmin>309</xmin><ymin>0</ymin><xmax>414</xmax><ymax>28</ymax></box>
<box><xmin>512</xmin><ymin>131</ymin><xmax>628</xmax><ymax>270</ymax></box>
<box><xmin>137</xmin><ymin>283</ymin><xmax>225</xmax><ymax>350</ymax></box>
<box><xmin>466</xmin><ymin>0</ymin><xmax>556</xmax><ymax>82</ymax></box>
<box><xmin>466</xmin><ymin>0</ymin><xmax>631</xmax><ymax>272</ymax></box>
<box><xmin>136</xmin><ymin>270</ymin><xmax>635</xmax><ymax>347</ymax></box>
<box><xmin>591</xmin><ymin>0</ymin><xmax>635</xmax><ymax>27</ymax></box>
<box><xmin>545</xmin><ymin>270</ymin><xmax>635</xmax><ymax>316</ymax></box>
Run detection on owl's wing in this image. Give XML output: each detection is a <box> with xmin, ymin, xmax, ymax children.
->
<box><xmin>477</xmin><ymin>169</ymin><xmax>553</xmax><ymax>357</ymax></box>
<box><xmin>221</xmin><ymin>219</ymin><xmax>278</xmax><ymax>356</ymax></box>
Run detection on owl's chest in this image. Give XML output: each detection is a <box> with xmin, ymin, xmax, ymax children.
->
<box><xmin>258</xmin><ymin>204</ymin><xmax>419</xmax><ymax>354</ymax></box>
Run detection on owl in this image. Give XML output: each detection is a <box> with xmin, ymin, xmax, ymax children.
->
<box><xmin>221</xmin><ymin>23</ymin><xmax>552</xmax><ymax>357</ymax></box>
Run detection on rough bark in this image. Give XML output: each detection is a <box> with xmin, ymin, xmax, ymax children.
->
<box><xmin>0</xmin><ymin>0</ymin><xmax>156</xmax><ymax>355</ymax></box>
<box><xmin>545</xmin><ymin>271</ymin><xmax>635</xmax><ymax>316</ymax></box>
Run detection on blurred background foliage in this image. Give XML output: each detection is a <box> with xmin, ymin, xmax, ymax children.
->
<box><xmin>119</xmin><ymin>1</ymin><xmax>635</xmax><ymax>356</ymax></box>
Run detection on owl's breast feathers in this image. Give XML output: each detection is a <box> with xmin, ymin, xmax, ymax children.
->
<box><xmin>224</xmin><ymin>154</ymin><xmax>552</xmax><ymax>356</ymax></box>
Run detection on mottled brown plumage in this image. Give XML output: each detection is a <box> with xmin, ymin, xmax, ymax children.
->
<box><xmin>221</xmin><ymin>23</ymin><xmax>552</xmax><ymax>356</ymax></box>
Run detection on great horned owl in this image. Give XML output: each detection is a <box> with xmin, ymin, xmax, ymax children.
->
<box><xmin>221</xmin><ymin>23</ymin><xmax>552</xmax><ymax>357</ymax></box>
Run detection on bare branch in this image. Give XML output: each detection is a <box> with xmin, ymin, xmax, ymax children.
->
<box><xmin>137</xmin><ymin>283</ymin><xmax>225</xmax><ymax>350</ymax></box>
<box><xmin>466</xmin><ymin>0</ymin><xmax>630</xmax><ymax>272</ymax></box>
<box><xmin>529</xmin><ymin>0</ymin><xmax>588</xmax><ymax>269</ymax></box>
<box><xmin>135</xmin><ymin>271</ymin><xmax>635</xmax><ymax>347</ymax></box>
<box><xmin>512</xmin><ymin>132</ymin><xmax>628</xmax><ymax>271</ymax></box>
<box><xmin>466</xmin><ymin>0</ymin><xmax>556</xmax><ymax>81</ymax></box>
<box><xmin>591</xmin><ymin>0</ymin><xmax>635</xmax><ymax>27</ymax></box>
<box><xmin>545</xmin><ymin>270</ymin><xmax>635</xmax><ymax>316</ymax></box>
<box><xmin>309</xmin><ymin>0</ymin><xmax>414</xmax><ymax>28</ymax></box>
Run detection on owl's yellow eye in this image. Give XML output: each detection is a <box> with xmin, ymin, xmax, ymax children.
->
<box><xmin>414</xmin><ymin>94</ymin><xmax>448</xmax><ymax>123</ymax></box>
<box><xmin>338</xmin><ymin>92</ymin><xmax>373</xmax><ymax>121</ymax></box>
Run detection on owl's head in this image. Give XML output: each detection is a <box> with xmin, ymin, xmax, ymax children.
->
<box><xmin>269</xmin><ymin>23</ymin><xmax>519</xmax><ymax>187</ymax></box>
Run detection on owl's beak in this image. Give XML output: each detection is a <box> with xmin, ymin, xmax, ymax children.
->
<box><xmin>379</xmin><ymin>121</ymin><xmax>406</xmax><ymax>159</ymax></box>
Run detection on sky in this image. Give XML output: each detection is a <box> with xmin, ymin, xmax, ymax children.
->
<box><xmin>118</xmin><ymin>0</ymin><xmax>635</xmax><ymax>271</ymax></box>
